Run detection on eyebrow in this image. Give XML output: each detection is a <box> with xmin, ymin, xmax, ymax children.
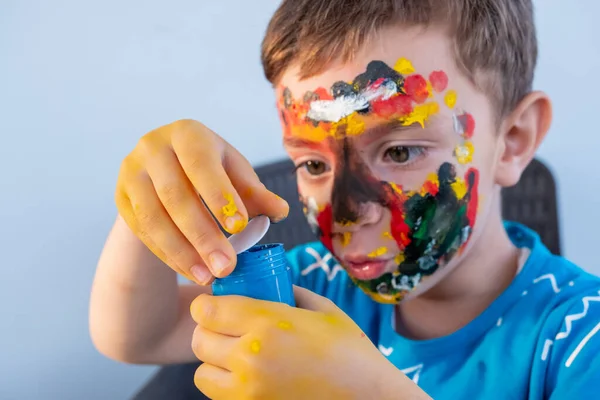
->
<box><xmin>283</xmin><ymin>116</ymin><xmax>438</xmax><ymax>148</ymax></box>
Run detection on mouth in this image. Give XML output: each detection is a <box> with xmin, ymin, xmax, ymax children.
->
<box><xmin>342</xmin><ymin>256</ymin><xmax>394</xmax><ymax>281</ymax></box>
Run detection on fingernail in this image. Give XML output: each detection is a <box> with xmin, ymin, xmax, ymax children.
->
<box><xmin>209</xmin><ymin>251</ymin><xmax>231</xmax><ymax>277</ymax></box>
<box><xmin>225</xmin><ymin>213</ymin><xmax>247</xmax><ymax>234</ymax></box>
<box><xmin>191</xmin><ymin>265</ymin><xmax>213</xmax><ymax>285</ymax></box>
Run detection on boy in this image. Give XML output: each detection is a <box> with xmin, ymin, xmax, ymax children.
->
<box><xmin>90</xmin><ymin>0</ymin><xmax>600</xmax><ymax>398</ymax></box>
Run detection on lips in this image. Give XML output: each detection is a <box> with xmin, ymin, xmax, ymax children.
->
<box><xmin>342</xmin><ymin>256</ymin><xmax>393</xmax><ymax>281</ymax></box>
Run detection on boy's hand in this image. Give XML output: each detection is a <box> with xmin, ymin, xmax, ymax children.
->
<box><xmin>115</xmin><ymin>119</ymin><xmax>289</xmax><ymax>284</ymax></box>
<box><xmin>190</xmin><ymin>287</ymin><xmax>428</xmax><ymax>399</ymax></box>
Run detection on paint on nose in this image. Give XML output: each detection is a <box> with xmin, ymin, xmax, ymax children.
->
<box><xmin>331</xmin><ymin>138</ymin><xmax>387</xmax><ymax>224</ymax></box>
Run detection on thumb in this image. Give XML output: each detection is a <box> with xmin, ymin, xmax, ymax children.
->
<box><xmin>293</xmin><ymin>286</ymin><xmax>341</xmax><ymax>314</ymax></box>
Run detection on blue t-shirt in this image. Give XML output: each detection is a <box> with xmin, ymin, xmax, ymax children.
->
<box><xmin>286</xmin><ymin>222</ymin><xmax>600</xmax><ymax>399</ymax></box>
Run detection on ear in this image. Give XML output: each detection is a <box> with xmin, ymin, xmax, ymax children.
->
<box><xmin>495</xmin><ymin>91</ymin><xmax>553</xmax><ymax>187</ymax></box>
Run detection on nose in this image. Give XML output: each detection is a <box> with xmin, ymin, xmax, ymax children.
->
<box><xmin>333</xmin><ymin>202</ymin><xmax>383</xmax><ymax>233</ymax></box>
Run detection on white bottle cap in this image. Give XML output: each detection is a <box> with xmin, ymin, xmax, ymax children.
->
<box><xmin>228</xmin><ymin>215</ymin><xmax>271</xmax><ymax>254</ymax></box>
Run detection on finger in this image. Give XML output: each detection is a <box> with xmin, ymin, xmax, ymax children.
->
<box><xmin>115</xmin><ymin>188</ymin><xmax>179</xmax><ymax>268</ymax></box>
<box><xmin>171</xmin><ymin>122</ymin><xmax>249</xmax><ymax>235</ymax></box>
<box><xmin>144</xmin><ymin>146</ymin><xmax>237</xmax><ymax>278</ymax></box>
<box><xmin>190</xmin><ymin>294</ymin><xmax>285</xmax><ymax>336</ymax></box>
<box><xmin>191</xmin><ymin>325</ymin><xmax>238</xmax><ymax>370</ymax></box>
<box><xmin>124</xmin><ymin>167</ymin><xmax>213</xmax><ymax>285</ymax></box>
<box><xmin>224</xmin><ymin>145</ymin><xmax>289</xmax><ymax>222</ymax></box>
<box><xmin>194</xmin><ymin>363</ymin><xmax>234</xmax><ymax>400</ymax></box>
<box><xmin>293</xmin><ymin>286</ymin><xmax>340</xmax><ymax>314</ymax></box>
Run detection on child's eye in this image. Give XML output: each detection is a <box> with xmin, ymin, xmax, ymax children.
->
<box><xmin>295</xmin><ymin>160</ymin><xmax>329</xmax><ymax>176</ymax></box>
<box><xmin>384</xmin><ymin>146</ymin><xmax>426</xmax><ymax>165</ymax></box>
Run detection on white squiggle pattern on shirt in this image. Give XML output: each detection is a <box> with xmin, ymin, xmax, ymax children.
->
<box><xmin>401</xmin><ymin>364</ymin><xmax>424</xmax><ymax>384</ymax></box>
<box><xmin>566</xmin><ymin>321</ymin><xmax>600</xmax><ymax>367</ymax></box>
<box><xmin>533</xmin><ymin>274</ymin><xmax>561</xmax><ymax>294</ymax></box>
<box><xmin>301</xmin><ymin>247</ymin><xmax>344</xmax><ymax>282</ymax></box>
<box><xmin>555</xmin><ymin>291</ymin><xmax>600</xmax><ymax>341</ymax></box>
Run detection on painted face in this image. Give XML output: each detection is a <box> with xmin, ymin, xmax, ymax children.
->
<box><xmin>279</xmin><ymin>48</ymin><xmax>484</xmax><ymax>304</ymax></box>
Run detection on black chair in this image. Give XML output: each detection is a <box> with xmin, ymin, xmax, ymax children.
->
<box><xmin>132</xmin><ymin>158</ymin><xmax>561</xmax><ymax>399</ymax></box>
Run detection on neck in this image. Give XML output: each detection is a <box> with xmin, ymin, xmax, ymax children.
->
<box><xmin>395</xmin><ymin>188</ymin><xmax>520</xmax><ymax>340</ymax></box>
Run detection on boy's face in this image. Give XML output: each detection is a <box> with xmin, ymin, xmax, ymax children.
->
<box><xmin>277</xmin><ymin>26</ymin><xmax>500</xmax><ymax>304</ymax></box>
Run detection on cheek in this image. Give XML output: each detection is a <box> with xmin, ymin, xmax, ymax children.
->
<box><xmin>297</xmin><ymin>178</ymin><xmax>333</xmax><ymax>208</ymax></box>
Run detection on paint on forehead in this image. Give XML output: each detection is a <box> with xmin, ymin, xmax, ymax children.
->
<box><xmin>278</xmin><ymin>58</ymin><xmax>451</xmax><ymax>142</ymax></box>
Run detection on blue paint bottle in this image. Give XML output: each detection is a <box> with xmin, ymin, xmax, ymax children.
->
<box><xmin>212</xmin><ymin>243</ymin><xmax>296</xmax><ymax>307</ymax></box>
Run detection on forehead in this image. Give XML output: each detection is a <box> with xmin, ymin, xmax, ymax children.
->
<box><xmin>279</xmin><ymin>26</ymin><xmax>464</xmax><ymax>95</ymax></box>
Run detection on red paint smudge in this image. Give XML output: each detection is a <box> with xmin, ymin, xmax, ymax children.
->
<box><xmin>383</xmin><ymin>185</ymin><xmax>412</xmax><ymax>250</ymax></box>
<box><xmin>316</xmin><ymin>204</ymin><xmax>334</xmax><ymax>253</ymax></box>
<box><xmin>463</xmin><ymin>113</ymin><xmax>476</xmax><ymax>138</ymax></box>
<box><xmin>429</xmin><ymin>71</ymin><xmax>448</xmax><ymax>92</ymax></box>
<box><xmin>360</xmin><ymin>332</ymin><xmax>367</xmax><ymax>338</ymax></box>
<box><xmin>313</xmin><ymin>87</ymin><xmax>333</xmax><ymax>101</ymax></box>
<box><xmin>423</xmin><ymin>179</ymin><xmax>439</xmax><ymax>196</ymax></box>
<box><xmin>404</xmin><ymin>75</ymin><xmax>429</xmax><ymax>104</ymax></box>
<box><xmin>465</xmin><ymin>168</ymin><xmax>479</xmax><ymax>228</ymax></box>
<box><xmin>372</xmin><ymin>95</ymin><xmax>413</xmax><ymax>119</ymax></box>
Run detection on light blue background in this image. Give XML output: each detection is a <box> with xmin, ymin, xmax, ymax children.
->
<box><xmin>1</xmin><ymin>1</ymin><xmax>598</xmax><ymax>399</ymax></box>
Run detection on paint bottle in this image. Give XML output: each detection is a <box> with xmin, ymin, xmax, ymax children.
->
<box><xmin>212</xmin><ymin>243</ymin><xmax>296</xmax><ymax>307</ymax></box>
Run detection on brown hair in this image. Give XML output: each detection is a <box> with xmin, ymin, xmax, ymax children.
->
<box><xmin>261</xmin><ymin>0</ymin><xmax>537</xmax><ymax>117</ymax></box>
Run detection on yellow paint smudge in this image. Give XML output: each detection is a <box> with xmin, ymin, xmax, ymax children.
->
<box><xmin>394</xmin><ymin>58</ymin><xmax>415</xmax><ymax>75</ymax></box>
<box><xmin>368</xmin><ymin>247</ymin><xmax>388</xmax><ymax>258</ymax></box>
<box><xmin>339</xmin><ymin>219</ymin><xmax>355</xmax><ymax>228</ymax></box>
<box><xmin>368</xmin><ymin>292</ymin><xmax>402</xmax><ymax>304</ymax></box>
<box><xmin>455</xmin><ymin>141</ymin><xmax>475</xmax><ymax>164</ymax></box>
<box><xmin>382</xmin><ymin>231</ymin><xmax>394</xmax><ymax>240</ymax></box>
<box><xmin>400</xmin><ymin>102</ymin><xmax>440</xmax><ymax>128</ymax></box>
<box><xmin>341</xmin><ymin>232</ymin><xmax>352</xmax><ymax>247</ymax></box>
<box><xmin>445</xmin><ymin>90</ymin><xmax>458</xmax><ymax>109</ymax></box>
<box><xmin>330</xmin><ymin>113</ymin><xmax>366</xmax><ymax>137</ymax></box>
<box><xmin>390</xmin><ymin>182</ymin><xmax>403</xmax><ymax>195</ymax></box>
<box><xmin>250</xmin><ymin>340</ymin><xmax>261</xmax><ymax>354</ymax></box>
<box><xmin>451</xmin><ymin>177</ymin><xmax>468</xmax><ymax>200</ymax></box>
<box><xmin>222</xmin><ymin>192</ymin><xmax>238</xmax><ymax>218</ymax></box>
<box><xmin>395</xmin><ymin>253</ymin><xmax>406</xmax><ymax>265</ymax></box>
<box><xmin>277</xmin><ymin>321</ymin><xmax>293</xmax><ymax>330</ymax></box>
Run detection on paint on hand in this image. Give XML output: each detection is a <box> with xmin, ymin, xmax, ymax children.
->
<box><xmin>368</xmin><ymin>247</ymin><xmax>388</xmax><ymax>258</ymax></box>
<box><xmin>250</xmin><ymin>340</ymin><xmax>261</xmax><ymax>354</ymax></box>
<box><xmin>222</xmin><ymin>193</ymin><xmax>238</xmax><ymax>217</ymax></box>
<box><xmin>278</xmin><ymin>321</ymin><xmax>293</xmax><ymax>330</ymax></box>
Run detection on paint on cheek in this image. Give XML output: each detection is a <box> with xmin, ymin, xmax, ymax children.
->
<box><xmin>382</xmin><ymin>231</ymin><xmax>394</xmax><ymax>241</ymax></box>
<box><xmin>250</xmin><ymin>340</ymin><xmax>261</xmax><ymax>354</ymax></box>
<box><xmin>316</xmin><ymin>204</ymin><xmax>334</xmax><ymax>253</ymax></box>
<box><xmin>341</xmin><ymin>232</ymin><xmax>352</xmax><ymax>247</ymax></box>
<box><xmin>368</xmin><ymin>247</ymin><xmax>388</xmax><ymax>258</ymax></box>
<box><xmin>454</xmin><ymin>141</ymin><xmax>475</xmax><ymax>164</ymax></box>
